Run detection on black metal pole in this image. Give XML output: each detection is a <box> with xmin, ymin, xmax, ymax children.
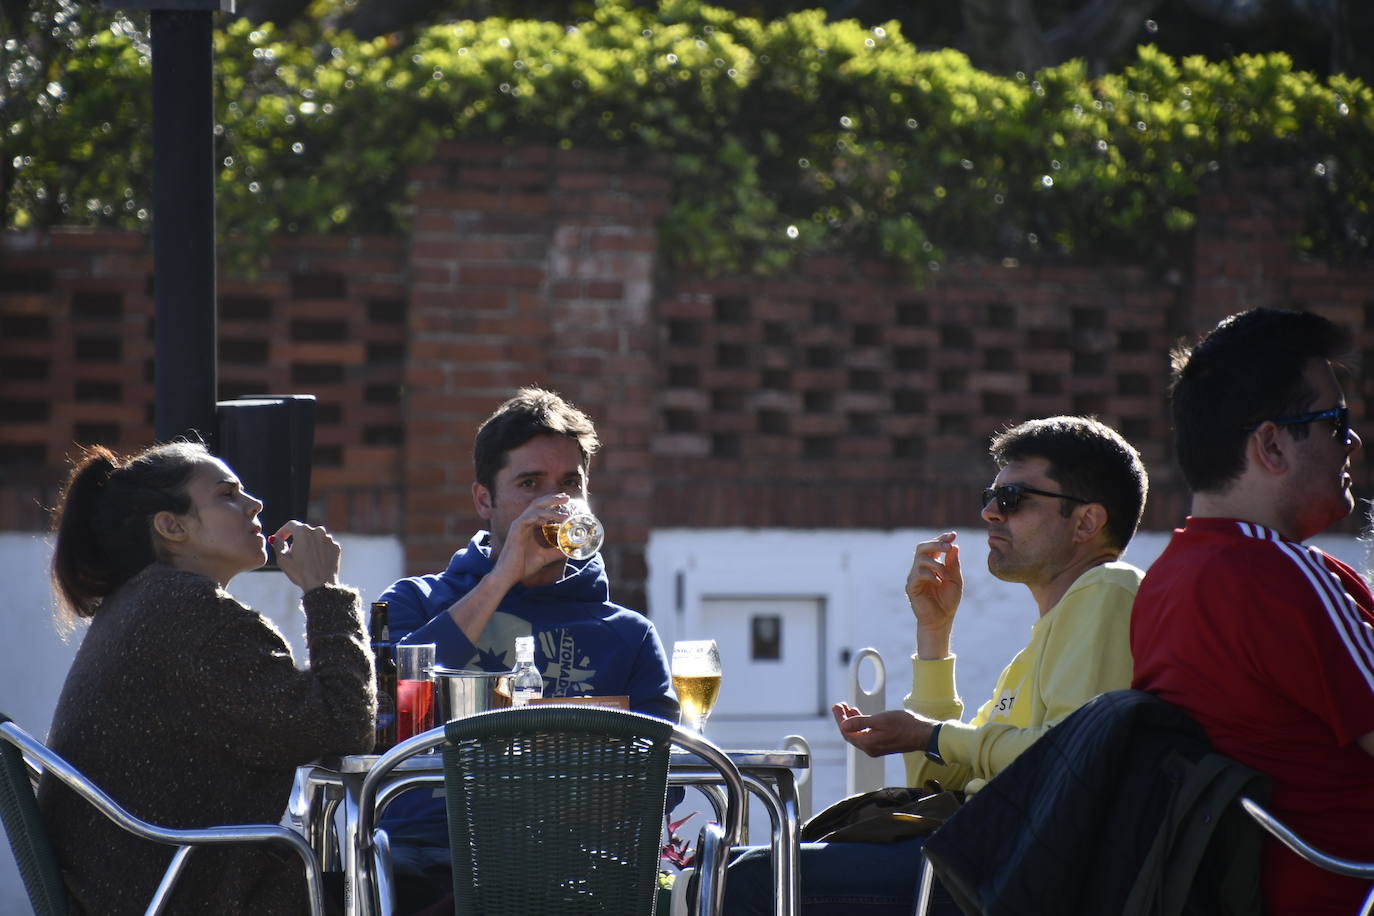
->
<box><xmin>151</xmin><ymin>9</ymin><xmax>218</xmax><ymax>446</ymax></box>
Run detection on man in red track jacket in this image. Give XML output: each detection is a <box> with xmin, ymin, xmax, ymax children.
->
<box><xmin>1132</xmin><ymin>308</ymin><xmax>1374</xmax><ymax>915</ymax></box>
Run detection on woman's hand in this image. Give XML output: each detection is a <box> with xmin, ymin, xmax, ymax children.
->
<box><xmin>270</xmin><ymin>520</ymin><xmax>341</xmax><ymax>594</ymax></box>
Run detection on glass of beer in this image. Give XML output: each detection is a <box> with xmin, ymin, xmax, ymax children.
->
<box><xmin>538</xmin><ymin>498</ymin><xmax>604</xmax><ymax>560</ymax></box>
<box><xmin>671</xmin><ymin>639</ymin><xmax>722</xmax><ymax>733</ymax></box>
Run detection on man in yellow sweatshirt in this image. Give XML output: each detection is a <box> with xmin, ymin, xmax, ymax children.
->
<box><xmin>724</xmin><ymin>415</ymin><xmax>1149</xmax><ymax>916</ymax></box>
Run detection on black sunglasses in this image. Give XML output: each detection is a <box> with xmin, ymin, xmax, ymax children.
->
<box><xmin>980</xmin><ymin>483</ymin><xmax>1089</xmax><ymax>515</ymax></box>
<box><xmin>1245</xmin><ymin>405</ymin><xmax>1351</xmax><ymax>443</ymax></box>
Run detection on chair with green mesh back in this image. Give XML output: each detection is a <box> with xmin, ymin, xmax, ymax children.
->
<box><xmin>440</xmin><ymin>705</ymin><xmax>743</xmax><ymax>916</ymax></box>
<box><xmin>0</xmin><ymin>713</ymin><xmax>326</xmax><ymax>916</ymax></box>
<box><xmin>0</xmin><ymin>715</ymin><xmax>66</xmax><ymax>916</ymax></box>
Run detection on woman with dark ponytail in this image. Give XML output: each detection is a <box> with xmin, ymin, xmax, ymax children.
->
<box><xmin>39</xmin><ymin>441</ymin><xmax>375</xmax><ymax>915</ymax></box>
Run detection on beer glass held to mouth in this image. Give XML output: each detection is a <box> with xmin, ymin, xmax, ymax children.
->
<box><xmin>538</xmin><ymin>497</ymin><xmax>605</xmax><ymax>560</ymax></box>
<box><xmin>671</xmin><ymin>639</ymin><xmax>722</xmax><ymax>733</ymax></box>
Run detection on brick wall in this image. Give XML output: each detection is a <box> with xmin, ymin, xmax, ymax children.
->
<box><xmin>649</xmin><ymin>262</ymin><xmax>1188</xmax><ymax>536</ymax></box>
<box><xmin>5</xmin><ymin>145</ymin><xmax>1374</xmax><ymax>613</ymax></box>
<box><xmin>0</xmin><ymin>230</ymin><xmax>408</xmax><ymax>535</ymax></box>
<box><xmin>399</xmin><ymin>141</ymin><xmax>668</xmax><ymax>597</ymax></box>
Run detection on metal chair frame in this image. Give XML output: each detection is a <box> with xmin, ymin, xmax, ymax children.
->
<box><xmin>913</xmin><ymin>856</ymin><xmax>936</xmax><ymax>915</ymax></box>
<box><xmin>355</xmin><ymin>725</ymin><xmax>448</xmax><ymax>916</ymax></box>
<box><xmin>354</xmin><ymin>707</ymin><xmax>746</xmax><ymax>916</ymax></box>
<box><xmin>1239</xmin><ymin>796</ymin><xmax>1374</xmax><ymax>916</ymax></box>
<box><xmin>0</xmin><ymin>717</ymin><xmax>325</xmax><ymax>916</ymax></box>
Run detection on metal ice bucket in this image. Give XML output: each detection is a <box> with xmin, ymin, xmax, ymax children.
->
<box><xmin>433</xmin><ymin>666</ymin><xmax>515</xmax><ymax>721</ymax></box>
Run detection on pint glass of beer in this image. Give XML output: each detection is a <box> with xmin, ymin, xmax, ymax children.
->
<box><xmin>671</xmin><ymin>639</ymin><xmax>722</xmax><ymax>732</ymax></box>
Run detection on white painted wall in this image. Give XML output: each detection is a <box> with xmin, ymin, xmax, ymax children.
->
<box><xmin>4</xmin><ymin>527</ymin><xmax>1369</xmax><ymax>910</ymax></box>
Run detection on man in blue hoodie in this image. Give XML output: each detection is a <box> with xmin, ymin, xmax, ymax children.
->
<box><xmin>378</xmin><ymin>387</ymin><xmax>678</xmax><ymax>910</ymax></box>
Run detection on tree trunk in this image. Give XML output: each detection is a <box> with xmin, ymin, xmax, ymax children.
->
<box><xmin>233</xmin><ymin>0</ymin><xmax>315</xmax><ymax>27</ymax></box>
<box><xmin>1048</xmin><ymin>0</ymin><xmax>1165</xmax><ymax>72</ymax></box>
<box><xmin>1333</xmin><ymin>0</ymin><xmax>1373</xmax><ymax>84</ymax></box>
<box><xmin>959</xmin><ymin>0</ymin><xmax>1053</xmax><ymax>73</ymax></box>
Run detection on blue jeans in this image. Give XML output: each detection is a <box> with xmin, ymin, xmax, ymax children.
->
<box><xmin>387</xmin><ymin>839</ymin><xmax>453</xmax><ymax>915</ymax></box>
<box><xmin>721</xmin><ymin>836</ymin><xmax>956</xmax><ymax>916</ymax></box>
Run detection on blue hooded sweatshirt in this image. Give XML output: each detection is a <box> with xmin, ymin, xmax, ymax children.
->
<box><xmin>376</xmin><ymin>530</ymin><xmax>679</xmax><ymax>842</ymax></box>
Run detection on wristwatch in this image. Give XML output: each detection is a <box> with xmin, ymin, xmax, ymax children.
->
<box><xmin>924</xmin><ymin>722</ymin><xmax>946</xmax><ymax>765</ymax></box>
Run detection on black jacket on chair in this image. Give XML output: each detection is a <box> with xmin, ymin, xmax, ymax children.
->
<box><xmin>922</xmin><ymin>689</ymin><xmax>1270</xmax><ymax>916</ymax></box>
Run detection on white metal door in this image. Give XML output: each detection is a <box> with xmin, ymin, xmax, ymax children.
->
<box><xmin>699</xmin><ymin>595</ymin><xmax>825</xmax><ymax>718</ymax></box>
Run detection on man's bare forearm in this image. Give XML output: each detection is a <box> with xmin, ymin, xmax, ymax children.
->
<box><xmin>447</xmin><ymin>565</ymin><xmax>521</xmax><ymax>643</ymax></box>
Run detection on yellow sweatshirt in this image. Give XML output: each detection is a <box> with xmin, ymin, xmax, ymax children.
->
<box><xmin>901</xmin><ymin>561</ymin><xmax>1141</xmax><ymax>793</ymax></box>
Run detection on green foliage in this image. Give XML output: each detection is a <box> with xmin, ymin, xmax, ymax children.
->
<box><xmin>2</xmin><ymin>1</ymin><xmax>153</xmax><ymax>228</ymax></box>
<box><xmin>4</xmin><ymin>0</ymin><xmax>1372</xmax><ymax>278</ymax></box>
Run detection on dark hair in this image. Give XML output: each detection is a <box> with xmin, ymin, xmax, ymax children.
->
<box><xmin>51</xmin><ymin>441</ymin><xmax>210</xmax><ymax>626</ymax></box>
<box><xmin>990</xmin><ymin>415</ymin><xmax>1148</xmax><ymax>551</ymax></box>
<box><xmin>1170</xmin><ymin>308</ymin><xmax>1352</xmax><ymax>493</ymax></box>
<box><xmin>473</xmin><ymin>387</ymin><xmax>601</xmax><ymax>491</ymax></box>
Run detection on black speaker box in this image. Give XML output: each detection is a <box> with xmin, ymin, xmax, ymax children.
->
<box><xmin>215</xmin><ymin>395</ymin><xmax>316</xmax><ymax>570</ymax></box>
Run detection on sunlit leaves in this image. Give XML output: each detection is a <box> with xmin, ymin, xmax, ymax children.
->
<box><xmin>4</xmin><ymin>0</ymin><xmax>1373</xmax><ymax>276</ymax></box>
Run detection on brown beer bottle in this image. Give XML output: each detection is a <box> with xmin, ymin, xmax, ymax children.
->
<box><xmin>370</xmin><ymin>601</ymin><xmax>398</xmax><ymax>752</ymax></box>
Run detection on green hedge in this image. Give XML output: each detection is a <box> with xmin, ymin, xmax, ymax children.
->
<box><xmin>4</xmin><ymin>0</ymin><xmax>1372</xmax><ymax>277</ymax></box>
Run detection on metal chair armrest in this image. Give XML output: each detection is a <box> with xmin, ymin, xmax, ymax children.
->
<box><xmin>355</xmin><ymin>726</ymin><xmax>449</xmax><ymax>848</ymax></box>
<box><xmin>912</xmin><ymin>855</ymin><xmax>935</xmax><ymax>916</ymax></box>
<box><xmin>354</xmin><ymin>725</ymin><xmax>449</xmax><ymax>916</ymax></box>
<box><xmin>669</xmin><ymin>726</ymin><xmax>747</xmax><ymax>846</ymax></box>
<box><xmin>372</xmin><ymin>827</ymin><xmax>394</xmax><ymax>916</ymax></box>
<box><xmin>1238</xmin><ymin>797</ymin><xmax>1374</xmax><ymax>881</ymax></box>
<box><xmin>693</xmin><ymin>821</ymin><xmax>728</xmax><ymax>916</ymax></box>
<box><xmin>1</xmin><ymin>721</ymin><xmax>326</xmax><ymax>916</ymax></box>
<box><xmin>142</xmin><ymin>825</ymin><xmax>321</xmax><ymax>916</ymax></box>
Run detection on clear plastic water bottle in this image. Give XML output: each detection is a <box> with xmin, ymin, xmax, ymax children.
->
<box><xmin>511</xmin><ymin>636</ymin><xmax>544</xmax><ymax>706</ymax></box>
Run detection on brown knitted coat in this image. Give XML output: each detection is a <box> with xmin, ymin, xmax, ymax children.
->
<box><xmin>38</xmin><ymin>563</ymin><xmax>376</xmax><ymax>915</ymax></box>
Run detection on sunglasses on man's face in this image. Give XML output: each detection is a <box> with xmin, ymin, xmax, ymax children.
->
<box><xmin>1245</xmin><ymin>405</ymin><xmax>1351</xmax><ymax>443</ymax></box>
<box><xmin>980</xmin><ymin>483</ymin><xmax>1089</xmax><ymax>515</ymax></box>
